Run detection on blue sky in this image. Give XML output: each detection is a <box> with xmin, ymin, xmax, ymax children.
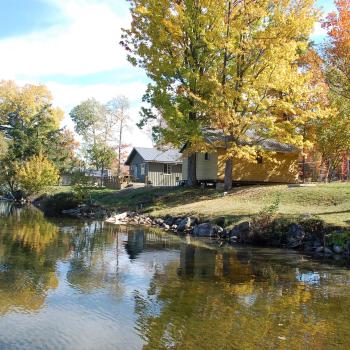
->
<box><xmin>0</xmin><ymin>0</ymin><xmax>337</xmax><ymax>147</ymax></box>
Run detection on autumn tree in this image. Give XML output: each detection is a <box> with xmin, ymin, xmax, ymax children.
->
<box><xmin>16</xmin><ymin>154</ymin><xmax>60</xmax><ymax>197</ymax></box>
<box><xmin>70</xmin><ymin>96</ymin><xmax>131</xmax><ymax>181</ymax></box>
<box><xmin>322</xmin><ymin>0</ymin><xmax>350</xmax><ymax>99</ymax></box>
<box><xmin>0</xmin><ymin>80</ymin><xmax>68</xmax><ymax>193</ymax></box>
<box><xmin>121</xmin><ymin>1</ymin><xmax>221</xmax><ymax>186</ymax></box>
<box><xmin>105</xmin><ymin>96</ymin><xmax>130</xmax><ymax>177</ymax></box>
<box><xmin>122</xmin><ymin>0</ymin><xmax>323</xmax><ymax>189</ymax></box>
<box><xmin>319</xmin><ymin>0</ymin><xmax>350</xmax><ymax>180</ymax></box>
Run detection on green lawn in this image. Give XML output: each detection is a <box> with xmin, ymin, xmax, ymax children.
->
<box><xmin>89</xmin><ymin>183</ymin><xmax>350</xmax><ymax>227</ymax></box>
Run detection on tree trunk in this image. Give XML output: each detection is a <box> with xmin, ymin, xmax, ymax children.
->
<box><xmin>187</xmin><ymin>153</ymin><xmax>197</xmax><ymax>187</ymax></box>
<box><xmin>224</xmin><ymin>158</ymin><xmax>233</xmax><ymax>191</ymax></box>
<box><xmin>117</xmin><ymin>119</ymin><xmax>123</xmax><ymax>178</ymax></box>
<box><xmin>100</xmin><ymin>166</ymin><xmax>104</xmax><ymax>187</ymax></box>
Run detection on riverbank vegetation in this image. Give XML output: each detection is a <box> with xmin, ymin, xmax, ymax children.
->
<box><xmin>49</xmin><ymin>182</ymin><xmax>350</xmax><ymax>228</ymax></box>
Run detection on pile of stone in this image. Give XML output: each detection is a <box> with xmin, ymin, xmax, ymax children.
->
<box><xmin>106</xmin><ymin>212</ymin><xmax>228</xmax><ymax>238</ymax></box>
<box><xmin>105</xmin><ymin>212</ymin><xmax>350</xmax><ymax>260</ymax></box>
<box><xmin>62</xmin><ymin>204</ymin><xmax>109</xmax><ymax>219</ymax></box>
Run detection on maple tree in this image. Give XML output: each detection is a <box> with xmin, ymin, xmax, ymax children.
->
<box><xmin>323</xmin><ymin>0</ymin><xmax>350</xmax><ymax>99</ymax></box>
<box><xmin>122</xmin><ymin>0</ymin><xmax>324</xmax><ymax>189</ymax></box>
<box><xmin>317</xmin><ymin>0</ymin><xmax>350</xmax><ymax>181</ymax></box>
<box><xmin>0</xmin><ymin>80</ymin><xmax>72</xmax><ymax>193</ymax></box>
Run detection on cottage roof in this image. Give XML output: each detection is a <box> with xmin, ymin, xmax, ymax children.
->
<box><xmin>181</xmin><ymin>129</ymin><xmax>298</xmax><ymax>153</ymax></box>
<box><xmin>125</xmin><ymin>147</ymin><xmax>182</xmax><ymax>165</ymax></box>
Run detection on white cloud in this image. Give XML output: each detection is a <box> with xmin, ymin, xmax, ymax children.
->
<box><xmin>0</xmin><ymin>0</ymin><xmax>153</xmax><ymax>148</ymax></box>
<box><xmin>0</xmin><ymin>0</ymin><xmax>129</xmax><ymax>78</ymax></box>
<box><xmin>45</xmin><ymin>80</ymin><xmax>153</xmax><ymax>148</ymax></box>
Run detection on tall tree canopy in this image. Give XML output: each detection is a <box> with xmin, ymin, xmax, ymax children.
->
<box><xmin>323</xmin><ymin>0</ymin><xmax>350</xmax><ymax>99</ymax></box>
<box><xmin>122</xmin><ymin>0</ymin><xmax>324</xmax><ymax>188</ymax></box>
<box><xmin>0</xmin><ymin>80</ymin><xmax>77</xmax><ymax>193</ymax></box>
<box><xmin>316</xmin><ymin>1</ymin><xmax>350</xmax><ymax>180</ymax></box>
<box><xmin>70</xmin><ymin>96</ymin><xmax>130</xmax><ymax>181</ymax></box>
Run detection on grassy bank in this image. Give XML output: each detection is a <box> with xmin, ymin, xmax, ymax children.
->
<box><xmin>89</xmin><ymin>183</ymin><xmax>350</xmax><ymax>227</ymax></box>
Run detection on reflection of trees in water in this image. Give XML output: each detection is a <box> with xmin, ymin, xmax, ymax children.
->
<box><xmin>125</xmin><ymin>228</ymin><xmax>182</xmax><ymax>261</ymax></box>
<box><xmin>66</xmin><ymin>223</ymin><xmax>125</xmax><ymax>295</ymax></box>
<box><xmin>0</xmin><ymin>204</ymin><xmax>68</xmax><ymax>314</ymax></box>
<box><xmin>0</xmin><ymin>201</ymin><xmax>17</xmax><ymax>217</ymax></box>
<box><xmin>135</xmin><ymin>245</ymin><xmax>337</xmax><ymax>350</ymax></box>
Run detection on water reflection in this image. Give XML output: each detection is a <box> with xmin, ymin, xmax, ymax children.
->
<box><xmin>0</xmin><ymin>202</ymin><xmax>349</xmax><ymax>349</ymax></box>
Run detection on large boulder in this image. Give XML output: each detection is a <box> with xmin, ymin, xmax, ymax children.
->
<box><xmin>315</xmin><ymin>246</ymin><xmax>333</xmax><ymax>255</ymax></box>
<box><xmin>230</xmin><ymin>221</ymin><xmax>251</xmax><ymax>243</ymax></box>
<box><xmin>287</xmin><ymin>223</ymin><xmax>305</xmax><ymax>248</ymax></box>
<box><xmin>164</xmin><ymin>216</ymin><xmax>175</xmax><ymax>226</ymax></box>
<box><xmin>177</xmin><ymin>217</ymin><xmax>196</xmax><ymax>232</ymax></box>
<box><xmin>193</xmin><ymin>223</ymin><xmax>219</xmax><ymax>237</ymax></box>
<box><xmin>333</xmin><ymin>245</ymin><xmax>343</xmax><ymax>254</ymax></box>
<box><xmin>154</xmin><ymin>218</ymin><xmax>164</xmax><ymax>226</ymax></box>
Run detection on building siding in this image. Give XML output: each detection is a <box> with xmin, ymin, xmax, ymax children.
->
<box><xmin>147</xmin><ymin>162</ymin><xmax>182</xmax><ymax>186</ymax></box>
<box><xmin>128</xmin><ymin>152</ymin><xmax>147</xmax><ymax>183</ymax></box>
<box><xmin>217</xmin><ymin>148</ymin><xmax>299</xmax><ymax>183</ymax></box>
<box><xmin>196</xmin><ymin>152</ymin><xmax>218</xmax><ymax>180</ymax></box>
<box><xmin>182</xmin><ymin>149</ymin><xmax>299</xmax><ymax>184</ymax></box>
<box><xmin>182</xmin><ymin>153</ymin><xmax>218</xmax><ymax>181</ymax></box>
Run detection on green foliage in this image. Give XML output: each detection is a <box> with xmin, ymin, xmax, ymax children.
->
<box><xmin>39</xmin><ymin>192</ymin><xmax>80</xmax><ymax>217</ymax></box>
<box><xmin>327</xmin><ymin>231</ymin><xmax>350</xmax><ymax>248</ymax></box>
<box><xmin>88</xmin><ymin>143</ymin><xmax>116</xmax><ymax>172</ymax></box>
<box><xmin>16</xmin><ymin>154</ymin><xmax>59</xmax><ymax>197</ymax></box>
<box><xmin>69</xmin><ymin>98</ymin><xmax>105</xmax><ymax>144</ymax></box>
<box><xmin>0</xmin><ymin>80</ymin><xmax>79</xmax><ymax>192</ymax></box>
<box><xmin>0</xmin><ymin>133</ymin><xmax>7</xmax><ymax>159</ymax></box>
<box><xmin>71</xmin><ymin>171</ymin><xmax>92</xmax><ymax>203</ymax></box>
<box><xmin>250</xmin><ymin>195</ymin><xmax>281</xmax><ymax>242</ymax></box>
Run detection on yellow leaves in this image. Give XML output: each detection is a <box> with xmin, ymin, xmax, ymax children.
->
<box><xmin>0</xmin><ymin>80</ymin><xmax>60</xmax><ymax>125</ymax></box>
<box><xmin>16</xmin><ymin>154</ymin><xmax>59</xmax><ymax>196</ymax></box>
<box><xmin>135</xmin><ymin>5</ymin><xmax>149</xmax><ymax>15</ymax></box>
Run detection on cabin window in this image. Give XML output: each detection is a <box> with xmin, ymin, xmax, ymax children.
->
<box><xmin>256</xmin><ymin>155</ymin><xmax>263</xmax><ymax>164</ymax></box>
<box><xmin>163</xmin><ymin>164</ymin><xmax>171</xmax><ymax>175</ymax></box>
<box><xmin>204</xmin><ymin>152</ymin><xmax>210</xmax><ymax>161</ymax></box>
<box><xmin>140</xmin><ymin>163</ymin><xmax>145</xmax><ymax>176</ymax></box>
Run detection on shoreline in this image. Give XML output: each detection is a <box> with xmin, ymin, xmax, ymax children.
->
<box><xmin>58</xmin><ymin>204</ymin><xmax>350</xmax><ymax>266</ymax></box>
<box><xmin>30</xmin><ymin>185</ymin><xmax>350</xmax><ymax>267</ymax></box>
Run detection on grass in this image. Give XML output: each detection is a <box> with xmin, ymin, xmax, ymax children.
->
<box><xmin>87</xmin><ymin>182</ymin><xmax>350</xmax><ymax>227</ymax></box>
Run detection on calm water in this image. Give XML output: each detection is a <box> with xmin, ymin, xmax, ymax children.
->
<box><xmin>1</xmin><ymin>203</ymin><xmax>350</xmax><ymax>349</ymax></box>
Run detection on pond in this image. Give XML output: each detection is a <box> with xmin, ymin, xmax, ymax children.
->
<box><xmin>0</xmin><ymin>202</ymin><xmax>350</xmax><ymax>349</ymax></box>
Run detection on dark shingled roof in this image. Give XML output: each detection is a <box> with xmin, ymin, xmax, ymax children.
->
<box><xmin>181</xmin><ymin>129</ymin><xmax>298</xmax><ymax>153</ymax></box>
<box><xmin>125</xmin><ymin>147</ymin><xmax>182</xmax><ymax>165</ymax></box>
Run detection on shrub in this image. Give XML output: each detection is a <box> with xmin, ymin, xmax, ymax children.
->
<box><xmin>71</xmin><ymin>171</ymin><xmax>92</xmax><ymax>203</ymax></box>
<box><xmin>327</xmin><ymin>231</ymin><xmax>350</xmax><ymax>248</ymax></box>
<box><xmin>250</xmin><ymin>195</ymin><xmax>280</xmax><ymax>243</ymax></box>
<box><xmin>38</xmin><ymin>192</ymin><xmax>80</xmax><ymax>216</ymax></box>
<box><xmin>16</xmin><ymin>154</ymin><xmax>59</xmax><ymax>198</ymax></box>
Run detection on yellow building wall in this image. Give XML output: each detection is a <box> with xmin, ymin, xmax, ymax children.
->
<box><xmin>217</xmin><ymin>149</ymin><xmax>299</xmax><ymax>184</ymax></box>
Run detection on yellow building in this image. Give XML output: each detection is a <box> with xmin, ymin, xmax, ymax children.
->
<box><xmin>181</xmin><ymin>130</ymin><xmax>300</xmax><ymax>184</ymax></box>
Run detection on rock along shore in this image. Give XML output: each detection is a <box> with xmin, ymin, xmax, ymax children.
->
<box><xmin>104</xmin><ymin>211</ymin><xmax>350</xmax><ymax>263</ymax></box>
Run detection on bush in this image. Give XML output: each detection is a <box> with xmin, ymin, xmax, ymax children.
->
<box><xmin>249</xmin><ymin>196</ymin><xmax>280</xmax><ymax>243</ymax></box>
<box><xmin>327</xmin><ymin>231</ymin><xmax>350</xmax><ymax>248</ymax></box>
<box><xmin>71</xmin><ymin>171</ymin><xmax>92</xmax><ymax>203</ymax></box>
<box><xmin>16</xmin><ymin>154</ymin><xmax>59</xmax><ymax>198</ymax></box>
<box><xmin>38</xmin><ymin>192</ymin><xmax>80</xmax><ymax>216</ymax></box>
